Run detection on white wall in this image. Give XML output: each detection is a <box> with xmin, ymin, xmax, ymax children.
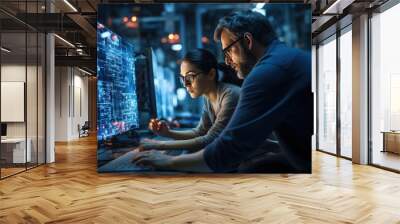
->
<box><xmin>72</xmin><ymin>73</ymin><xmax>89</xmax><ymax>138</ymax></box>
<box><xmin>54</xmin><ymin>67</ymin><xmax>89</xmax><ymax>141</ymax></box>
<box><xmin>55</xmin><ymin>66</ymin><xmax>69</xmax><ymax>141</ymax></box>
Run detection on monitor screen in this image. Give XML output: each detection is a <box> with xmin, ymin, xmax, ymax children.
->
<box><xmin>97</xmin><ymin>23</ymin><xmax>139</xmax><ymax>140</ymax></box>
<box><xmin>150</xmin><ymin>48</ymin><xmax>176</xmax><ymax>120</ymax></box>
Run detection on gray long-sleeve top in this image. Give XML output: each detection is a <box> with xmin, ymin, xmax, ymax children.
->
<box><xmin>159</xmin><ymin>83</ymin><xmax>240</xmax><ymax>151</ymax></box>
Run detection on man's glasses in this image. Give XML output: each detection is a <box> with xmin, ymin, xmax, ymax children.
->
<box><xmin>179</xmin><ymin>72</ymin><xmax>201</xmax><ymax>86</ymax></box>
<box><xmin>222</xmin><ymin>35</ymin><xmax>244</xmax><ymax>64</ymax></box>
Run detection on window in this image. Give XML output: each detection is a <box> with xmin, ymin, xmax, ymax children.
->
<box><xmin>317</xmin><ymin>35</ymin><xmax>337</xmax><ymax>154</ymax></box>
<box><xmin>370</xmin><ymin>2</ymin><xmax>400</xmax><ymax>171</ymax></box>
<box><xmin>339</xmin><ymin>27</ymin><xmax>352</xmax><ymax>158</ymax></box>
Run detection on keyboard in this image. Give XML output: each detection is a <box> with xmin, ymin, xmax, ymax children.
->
<box><xmin>97</xmin><ymin>135</ymin><xmax>187</xmax><ymax>173</ymax></box>
<box><xmin>98</xmin><ymin>151</ymin><xmax>151</xmax><ymax>172</ymax></box>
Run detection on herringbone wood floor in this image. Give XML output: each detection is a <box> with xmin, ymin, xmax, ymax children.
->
<box><xmin>1</xmin><ymin>135</ymin><xmax>400</xmax><ymax>224</ymax></box>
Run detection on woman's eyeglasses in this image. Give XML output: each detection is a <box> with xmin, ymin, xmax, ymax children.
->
<box><xmin>179</xmin><ymin>72</ymin><xmax>201</xmax><ymax>86</ymax></box>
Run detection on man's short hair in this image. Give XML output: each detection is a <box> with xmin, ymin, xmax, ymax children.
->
<box><xmin>214</xmin><ymin>10</ymin><xmax>276</xmax><ymax>47</ymax></box>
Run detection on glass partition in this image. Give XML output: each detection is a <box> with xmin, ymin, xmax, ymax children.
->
<box><xmin>1</xmin><ymin>30</ymin><xmax>28</xmax><ymax>178</ymax></box>
<box><xmin>0</xmin><ymin>1</ymin><xmax>46</xmax><ymax>179</ymax></box>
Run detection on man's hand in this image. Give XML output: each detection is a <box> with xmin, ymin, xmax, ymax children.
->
<box><xmin>131</xmin><ymin>150</ymin><xmax>174</xmax><ymax>170</ymax></box>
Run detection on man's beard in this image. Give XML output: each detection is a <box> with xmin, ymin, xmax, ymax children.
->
<box><xmin>236</xmin><ymin>47</ymin><xmax>258</xmax><ymax>79</ymax></box>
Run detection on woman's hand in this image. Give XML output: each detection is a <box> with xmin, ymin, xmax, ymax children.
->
<box><xmin>148</xmin><ymin>118</ymin><xmax>170</xmax><ymax>137</ymax></box>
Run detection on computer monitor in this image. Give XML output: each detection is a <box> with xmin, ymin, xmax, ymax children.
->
<box><xmin>148</xmin><ymin>48</ymin><xmax>176</xmax><ymax>120</ymax></box>
<box><xmin>1</xmin><ymin>123</ymin><xmax>6</xmax><ymax>138</ymax></box>
<box><xmin>144</xmin><ymin>48</ymin><xmax>158</xmax><ymax>120</ymax></box>
<box><xmin>129</xmin><ymin>48</ymin><xmax>157</xmax><ymax>130</ymax></box>
<box><xmin>97</xmin><ymin>23</ymin><xmax>139</xmax><ymax>141</ymax></box>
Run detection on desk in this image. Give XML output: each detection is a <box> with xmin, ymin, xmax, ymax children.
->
<box><xmin>1</xmin><ymin>138</ymin><xmax>31</xmax><ymax>163</ymax></box>
<box><xmin>382</xmin><ymin>131</ymin><xmax>400</xmax><ymax>154</ymax></box>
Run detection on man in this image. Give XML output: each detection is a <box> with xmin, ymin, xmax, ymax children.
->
<box><xmin>133</xmin><ymin>10</ymin><xmax>313</xmax><ymax>173</ymax></box>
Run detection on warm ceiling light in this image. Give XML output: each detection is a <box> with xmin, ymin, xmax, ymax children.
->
<box><xmin>78</xmin><ymin>67</ymin><xmax>92</xmax><ymax>76</ymax></box>
<box><xmin>63</xmin><ymin>0</ymin><xmax>78</xmax><ymax>12</ymax></box>
<box><xmin>1</xmin><ymin>47</ymin><xmax>11</xmax><ymax>53</ymax></box>
<box><xmin>131</xmin><ymin>16</ymin><xmax>137</xmax><ymax>22</ymax></box>
<box><xmin>168</xmin><ymin>33</ymin><xmax>180</xmax><ymax>41</ymax></box>
<box><xmin>322</xmin><ymin>0</ymin><xmax>352</xmax><ymax>15</ymax></box>
<box><xmin>54</xmin><ymin>34</ymin><xmax>75</xmax><ymax>48</ymax></box>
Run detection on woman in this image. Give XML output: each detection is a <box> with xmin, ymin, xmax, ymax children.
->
<box><xmin>138</xmin><ymin>49</ymin><xmax>240</xmax><ymax>152</ymax></box>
